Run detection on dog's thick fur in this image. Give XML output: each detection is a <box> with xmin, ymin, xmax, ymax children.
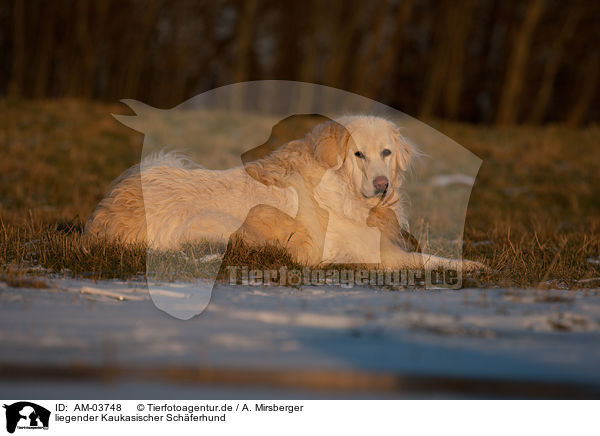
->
<box><xmin>85</xmin><ymin>116</ymin><xmax>480</xmax><ymax>270</ymax></box>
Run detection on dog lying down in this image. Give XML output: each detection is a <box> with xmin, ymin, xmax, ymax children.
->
<box><xmin>85</xmin><ymin>115</ymin><xmax>484</xmax><ymax>271</ymax></box>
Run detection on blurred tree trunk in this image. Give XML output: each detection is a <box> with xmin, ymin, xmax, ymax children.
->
<box><xmin>469</xmin><ymin>0</ymin><xmax>504</xmax><ymax>123</ymax></box>
<box><xmin>420</xmin><ymin>1</ymin><xmax>453</xmax><ymax>119</ymax></box>
<box><xmin>80</xmin><ymin>0</ymin><xmax>110</xmax><ymax>99</ymax></box>
<box><xmin>33</xmin><ymin>2</ymin><xmax>55</xmax><ymax>98</ymax></box>
<box><xmin>273</xmin><ymin>0</ymin><xmax>302</xmax><ymax>80</ymax></box>
<box><xmin>69</xmin><ymin>0</ymin><xmax>90</xmax><ymax>96</ymax></box>
<box><xmin>8</xmin><ymin>0</ymin><xmax>25</xmax><ymax>97</ymax></box>
<box><xmin>566</xmin><ymin>53</ymin><xmax>599</xmax><ymax>126</ymax></box>
<box><xmin>362</xmin><ymin>0</ymin><xmax>413</xmax><ymax>100</ymax></box>
<box><xmin>527</xmin><ymin>6</ymin><xmax>579</xmax><ymax>123</ymax></box>
<box><xmin>231</xmin><ymin>0</ymin><xmax>258</xmax><ymax>110</ymax></box>
<box><xmin>352</xmin><ymin>0</ymin><xmax>388</xmax><ymax>96</ymax></box>
<box><xmin>170</xmin><ymin>5</ymin><xmax>194</xmax><ymax>105</ymax></box>
<box><xmin>123</xmin><ymin>0</ymin><xmax>163</xmax><ymax>98</ymax></box>
<box><xmin>297</xmin><ymin>0</ymin><xmax>321</xmax><ymax>110</ymax></box>
<box><xmin>233</xmin><ymin>0</ymin><xmax>258</xmax><ymax>84</ymax></box>
<box><xmin>324</xmin><ymin>0</ymin><xmax>362</xmax><ymax>88</ymax></box>
<box><xmin>188</xmin><ymin>10</ymin><xmax>237</xmax><ymax>97</ymax></box>
<box><xmin>444</xmin><ymin>0</ymin><xmax>475</xmax><ymax>119</ymax></box>
<box><xmin>496</xmin><ymin>0</ymin><xmax>545</xmax><ymax>124</ymax></box>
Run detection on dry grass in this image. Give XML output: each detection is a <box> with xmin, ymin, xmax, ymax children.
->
<box><xmin>0</xmin><ymin>99</ymin><xmax>599</xmax><ymax>288</ymax></box>
<box><xmin>446</xmin><ymin>120</ymin><xmax>600</xmax><ymax>288</ymax></box>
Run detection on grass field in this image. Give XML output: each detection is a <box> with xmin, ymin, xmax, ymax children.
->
<box><xmin>1</xmin><ymin>98</ymin><xmax>599</xmax><ymax>288</ymax></box>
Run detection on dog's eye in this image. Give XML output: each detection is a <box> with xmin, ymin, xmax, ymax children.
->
<box><xmin>382</xmin><ymin>149</ymin><xmax>392</xmax><ymax>157</ymax></box>
<box><xmin>354</xmin><ymin>151</ymin><xmax>365</xmax><ymax>159</ymax></box>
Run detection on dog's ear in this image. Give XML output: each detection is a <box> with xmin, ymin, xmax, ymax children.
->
<box><xmin>393</xmin><ymin>127</ymin><xmax>418</xmax><ymax>172</ymax></box>
<box><xmin>244</xmin><ymin>139</ymin><xmax>306</xmax><ymax>187</ymax></box>
<box><xmin>390</xmin><ymin>125</ymin><xmax>420</xmax><ymax>188</ymax></box>
<box><xmin>312</xmin><ymin>121</ymin><xmax>352</xmax><ymax>169</ymax></box>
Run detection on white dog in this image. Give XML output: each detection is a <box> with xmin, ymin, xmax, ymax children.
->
<box><xmin>85</xmin><ymin>115</ymin><xmax>481</xmax><ymax>270</ymax></box>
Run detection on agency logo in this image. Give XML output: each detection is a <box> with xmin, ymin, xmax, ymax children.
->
<box><xmin>3</xmin><ymin>402</ymin><xmax>50</xmax><ymax>434</ymax></box>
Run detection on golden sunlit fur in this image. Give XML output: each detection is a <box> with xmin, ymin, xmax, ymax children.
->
<box><xmin>85</xmin><ymin>116</ymin><xmax>482</xmax><ymax>270</ymax></box>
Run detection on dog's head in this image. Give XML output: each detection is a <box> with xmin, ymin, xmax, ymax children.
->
<box><xmin>244</xmin><ymin>116</ymin><xmax>417</xmax><ymax>198</ymax></box>
<box><xmin>335</xmin><ymin>116</ymin><xmax>418</xmax><ymax>199</ymax></box>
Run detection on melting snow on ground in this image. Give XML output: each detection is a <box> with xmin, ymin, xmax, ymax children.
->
<box><xmin>1</xmin><ymin>278</ymin><xmax>600</xmax><ymax>395</ymax></box>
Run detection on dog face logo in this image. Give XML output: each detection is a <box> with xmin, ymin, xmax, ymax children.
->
<box><xmin>3</xmin><ymin>402</ymin><xmax>50</xmax><ymax>434</ymax></box>
<box><xmin>97</xmin><ymin>81</ymin><xmax>482</xmax><ymax>319</ymax></box>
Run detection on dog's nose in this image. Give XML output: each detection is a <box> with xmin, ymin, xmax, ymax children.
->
<box><xmin>373</xmin><ymin>176</ymin><xmax>389</xmax><ymax>193</ymax></box>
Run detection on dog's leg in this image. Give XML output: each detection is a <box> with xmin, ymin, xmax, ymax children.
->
<box><xmin>232</xmin><ymin>204</ymin><xmax>320</xmax><ymax>265</ymax></box>
<box><xmin>288</xmin><ymin>174</ymin><xmax>329</xmax><ymax>264</ymax></box>
<box><xmin>232</xmin><ymin>205</ymin><xmax>296</xmax><ymax>246</ymax></box>
<box><xmin>231</xmin><ymin>173</ymin><xmax>329</xmax><ymax>266</ymax></box>
<box><xmin>367</xmin><ymin>202</ymin><xmax>485</xmax><ymax>271</ymax></box>
<box><xmin>381</xmin><ymin>248</ymin><xmax>483</xmax><ymax>271</ymax></box>
<box><xmin>367</xmin><ymin>203</ymin><xmax>419</xmax><ymax>254</ymax></box>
